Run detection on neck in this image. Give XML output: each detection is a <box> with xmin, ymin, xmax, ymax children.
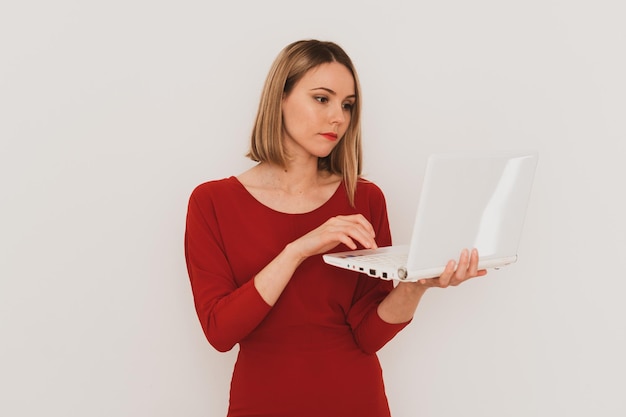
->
<box><xmin>259</xmin><ymin>159</ymin><xmax>327</xmax><ymax>192</ymax></box>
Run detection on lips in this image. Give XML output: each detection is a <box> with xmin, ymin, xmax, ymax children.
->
<box><xmin>321</xmin><ymin>132</ymin><xmax>338</xmax><ymax>141</ymax></box>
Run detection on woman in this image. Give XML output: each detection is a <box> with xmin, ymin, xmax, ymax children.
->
<box><xmin>185</xmin><ymin>39</ymin><xmax>486</xmax><ymax>417</ymax></box>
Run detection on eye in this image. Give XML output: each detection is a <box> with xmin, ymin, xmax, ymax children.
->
<box><xmin>315</xmin><ymin>96</ymin><xmax>329</xmax><ymax>104</ymax></box>
<box><xmin>342</xmin><ymin>102</ymin><xmax>354</xmax><ymax>111</ymax></box>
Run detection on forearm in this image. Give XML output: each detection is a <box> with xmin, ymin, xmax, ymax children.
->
<box><xmin>199</xmin><ymin>280</ymin><xmax>271</xmax><ymax>352</ymax></box>
<box><xmin>254</xmin><ymin>242</ymin><xmax>306</xmax><ymax>306</ymax></box>
<box><xmin>377</xmin><ymin>282</ymin><xmax>428</xmax><ymax>324</ymax></box>
<box><xmin>193</xmin><ymin>244</ymin><xmax>305</xmax><ymax>351</ymax></box>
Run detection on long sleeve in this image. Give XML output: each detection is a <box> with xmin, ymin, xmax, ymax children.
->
<box><xmin>346</xmin><ymin>181</ymin><xmax>410</xmax><ymax>354</ymax></box>
<box><xmin>185</xmin><ymin>185</ymin><xmax>272</xmax><ymax>352</ymax></box>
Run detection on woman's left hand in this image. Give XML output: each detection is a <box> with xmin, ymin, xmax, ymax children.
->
<box><xmin>378</xmin><ymin>248</ymin><xmax>487</xmax><ymax>324</ymax></box>
<box><xmin>414</xmin><ymin>248</ymin><xmax>487</xmax><ymax>288</ymax></box>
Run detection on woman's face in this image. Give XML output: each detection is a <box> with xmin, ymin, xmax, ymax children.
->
<box><xmin>281</xmin><ymin>62</ymin><xmax>356</xmax><ymax>160</ymax></box>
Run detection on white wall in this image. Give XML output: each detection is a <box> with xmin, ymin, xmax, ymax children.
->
<box><xmin>1</xmin><ymin>1</ymin><xmax>624</xmax><ymax>416</ymax></box>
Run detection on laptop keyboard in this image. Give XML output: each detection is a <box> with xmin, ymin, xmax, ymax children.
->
<box><xmin>358</xmin><ymin>252</ymin><xmax>408</xmax><ymax>266</ymax></box>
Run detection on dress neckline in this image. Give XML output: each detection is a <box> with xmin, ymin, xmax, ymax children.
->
<box><xmin>229</xmin><ymin>176</ymin><xmax>345</xmax><ymax>215</ymax></box>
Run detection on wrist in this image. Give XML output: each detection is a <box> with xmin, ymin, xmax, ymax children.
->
<box><xmin>395</xmin><ymin>281</ymin><xmax>429</xmax><ymax>297</ymax></box>
<box><xmin>283</xmin><ymin>242</ymin><xmax>307</xmax><ymax>266</ymax></box>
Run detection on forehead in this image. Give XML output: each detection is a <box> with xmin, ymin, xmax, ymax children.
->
<box><xmin>296</xmin><ymin>62</ymin><xmax>355</xmax><ymax>95</ymax></box>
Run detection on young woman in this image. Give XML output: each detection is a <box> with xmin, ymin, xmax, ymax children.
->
<box><xmin>185</xmin><ymin>39</ymin><xmax>486</xmax><ymax>417</ymax></box>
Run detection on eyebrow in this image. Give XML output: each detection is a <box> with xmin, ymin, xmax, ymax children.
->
<box><xmin>310</xmin><ymin>87</ymin><xmax>356</xmax><ymax>100</ymax></box>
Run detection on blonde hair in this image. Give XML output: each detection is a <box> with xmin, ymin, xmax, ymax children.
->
<box><xmin>246</xmin><ymin>39</ymin><xmax>363</xmax><ymax>206</ymax></box>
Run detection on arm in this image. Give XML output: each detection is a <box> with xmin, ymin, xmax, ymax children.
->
<box><xmin>377</xmin><ymin>248</ymin><xmax>488</xmax><ymax>324</ymax></box>
<box><xmin>345</xmin><ymin>182</ymin><xmax>410</xmax><ymax>354</ymax></box>
<box><xmin>185</xmin><ymin>190</ymin><xmax>272</xmax><ymax>352</ymax></box>
<box><xmin>346</xmin><ymin>182</ymin><xmax>487</xmax><ymax>352</ymax></box>
<box><xmin>185</xmin><ymin>183</ymin><xmax>379</xmax><ymax>351</ymax></box>
<box><xmin>254</xmin><ymin>214</ymin><xmax>379</xmax><ymax>306</ymax></box>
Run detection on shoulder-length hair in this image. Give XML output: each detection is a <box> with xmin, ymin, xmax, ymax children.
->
<box><xmin>246</xmin><ymin>39</ymin><xmax>363</xmax><ymax>206</ymax></box>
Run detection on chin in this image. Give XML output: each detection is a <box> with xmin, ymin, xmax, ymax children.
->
<box><xmin>315</xmin><ymin>144</ymin><xmax>340</xmax><ymax>159</ymax></box>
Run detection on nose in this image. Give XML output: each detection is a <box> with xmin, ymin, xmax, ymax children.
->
<box><xmin>329</xmin><ymin>103</ymin><xmax>347</xmax><ymax>125</ymax></box>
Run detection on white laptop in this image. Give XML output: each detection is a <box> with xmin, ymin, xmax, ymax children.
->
<box><xmin>323</xmin><ymin>151</ymin><xmax>538</xmax><ymax>281</ymax></box>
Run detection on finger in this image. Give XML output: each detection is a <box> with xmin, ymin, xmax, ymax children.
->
<box><xmin>335</xmin><ymin>217</ymin><xmax>378</xmax><ymax>249</ymax></box>
<box><xmin>337</xmin><ymin>235</ymin><xmax>358</xmax><ymax>250</ymax></box>
<box><xmin>438</xmin><ymin>259</ymin><xmax>456</xmax><ymax>288</ymax></box>
<box><xmin>457</xmin><ymin>250</ymin><xmax>484</xmax><ymax>284</ymax></box>
<box><xmin>452</xmin><ymin>248</ymin><xmax>470</xmax><ymax>283</ymax></box>
<box><xmin>321</xmin><ymin>224</ymin><xmax>359</xmax><ymax>250</ymax></box>
<box><xmin>467</xmin><ymin>248</ymin><xmax>479</xmax><ymax>277</ymax></box>
<box><xmin>352</xmin><ymin>214</ymin><xmax>376</xmax><ymax>237</ymax></box>
<box><xmin>336</xmin><ymin>214</ymin><xmax>376</xmax><ymax>238</ymax></box>
<box><xmin>418</xmin><ymin>277</ymin><xmax>440</xmax><ymax>287</ymax></box>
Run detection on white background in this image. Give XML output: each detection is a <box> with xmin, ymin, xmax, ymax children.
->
<box><xmin>1</xmin><ymin>1</ymin><xmax>625</xmax><ymax>416</ymax></box>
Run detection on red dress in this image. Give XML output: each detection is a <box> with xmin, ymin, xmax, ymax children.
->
<box><xmin>185</xmin><ymin>176</ymin><xmax>409</xmax><ymax>417</ymax></box>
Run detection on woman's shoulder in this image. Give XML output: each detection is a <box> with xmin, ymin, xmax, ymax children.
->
<box><xmin>353</xmin><ymin>177</ymin><xmax>388</xmax><ymax>211</ymax></box>
<box><xmin>190</xmin><ymin>176</ymin><xmax>241</xmax><ymax>200</ymax></box>
<box><xmin>356</xmin><ymin>177</ymin><xmax>386</xmax><ymax>198</ymax></box>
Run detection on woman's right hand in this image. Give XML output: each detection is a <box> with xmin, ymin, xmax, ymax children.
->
<box><xmin>288</xmin><ymin>214</ymin><xmax>378</xmax><ymax>261</ymax></box>
<box><xmin>254</xmin><ymin>214</ymin><xmax>378</xmax><ymax>306</ymax></box>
